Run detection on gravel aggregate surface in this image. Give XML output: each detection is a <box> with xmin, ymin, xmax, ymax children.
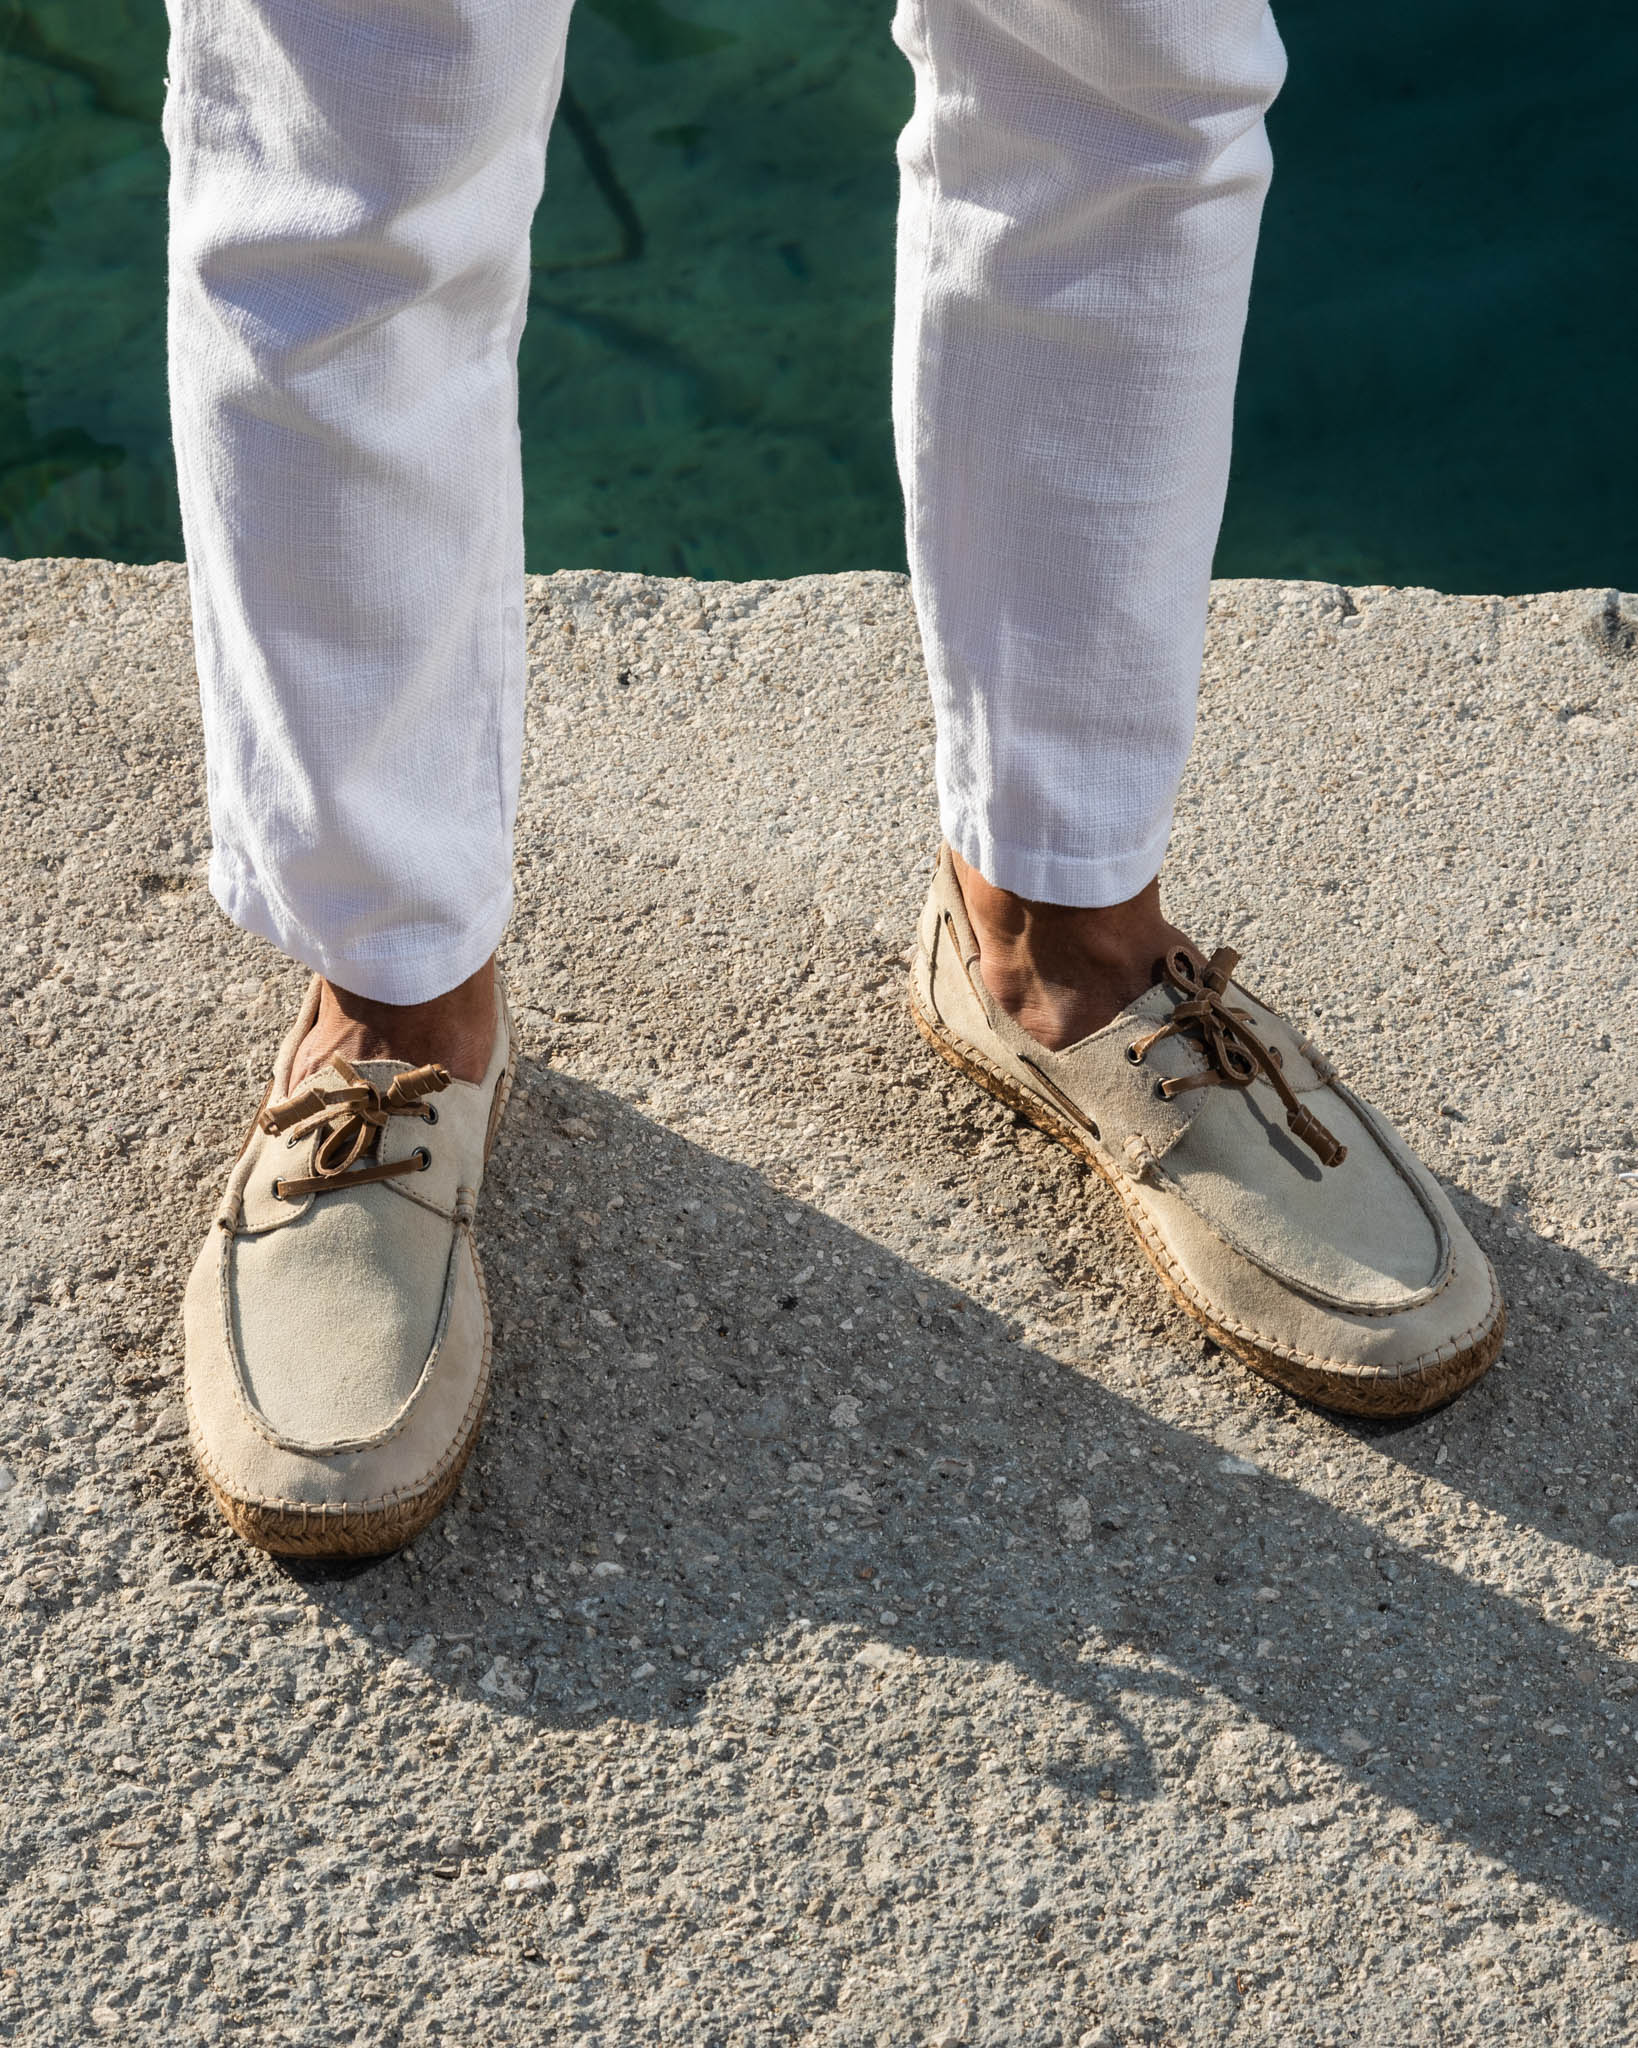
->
<box><xmin>2</xmin><ymin>557</ymin><xmax>1636</xmax><ymax>2045</ymax></box>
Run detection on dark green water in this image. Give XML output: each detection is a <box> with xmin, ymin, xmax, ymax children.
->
<box><xmin>2</xmin><ymin>0</ymin><xmax>1634</xmax><ymax>590</ymax></box>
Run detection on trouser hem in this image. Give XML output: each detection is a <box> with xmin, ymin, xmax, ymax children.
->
<box><xmin>941</xmin><ymin>807</ymin><xmax>1174</xmax><ymax>910</ymax></box>
<box><xmin>209</xmin><ymin>849</ymin><xmax>513</xmax><ymax>1006</ymax></box>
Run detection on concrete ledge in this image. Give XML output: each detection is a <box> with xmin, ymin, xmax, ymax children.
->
<box><xmin>2</xmin><ymin>558</ymin><xmax>1636</xmax><ymax>2038</ymax></box>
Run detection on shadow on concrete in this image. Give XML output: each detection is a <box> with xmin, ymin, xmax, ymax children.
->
<box><xmin>260</xmin><ymin>1052</ymin><xmax>1638</xmax><ymax>1938</ymax></box>
<box><xmin>1331</xmin><ymin>1196</ymin><xmax>1638</xmax><ymax>1564</ymax></box>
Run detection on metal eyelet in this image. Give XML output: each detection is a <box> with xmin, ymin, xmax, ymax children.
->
<box><xmin>414</xmin><ymin>1147</ymin><xmax>432</xmax><ymax>1170</ymax></box>
<box><xmin>1153</xmin><ymin>1080</ymin><xmax>1169</xmax><ymax>1102</ymax></box>
<box><xmin>423</xmin><ymin>1104</ymin><xmax>439</xmax><ymax>1125</ymax></box>
<box><xmin>1124</xmin><ymin>1044</ymin><xmax>1142</xmax><ymax>1065</ymax></box>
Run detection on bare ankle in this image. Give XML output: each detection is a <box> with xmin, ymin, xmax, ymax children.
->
<box><xmin>290</xmin><ymin>957</ymin><xmax>497</xmax><ymax>1088</ymax></box>
<box><xmin>949</xmin><ymin>848</ymin><xmax>1188</xmax><ymax>1052</ymax></box>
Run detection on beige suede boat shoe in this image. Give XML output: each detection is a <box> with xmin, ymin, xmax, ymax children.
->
<box><xmin>183</xmin><ymin>972</ymin><xmax>516</xmax><ymax>1558</ymax></box>
<box><xmin>910</xmin><ymin>849</ymin><xmax>1504</xmax><ymax>1416</ymax></box>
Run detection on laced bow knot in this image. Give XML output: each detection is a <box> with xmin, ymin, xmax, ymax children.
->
<box><xmin>259</xmin><ymin>1057</ymin><xmax>451</xmax><ymax>1199</ymax></box>
<box><xmin>1128</xmin><ymin>945</ymin><xmax>1347</xmax><ymax>1169</ymax></box>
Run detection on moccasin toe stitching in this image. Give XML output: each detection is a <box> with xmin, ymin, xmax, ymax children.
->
<box><xmin>1154</xmin><ymin>1079</ymin><xmax>1450</xmax><ymax>1315</ymax></box>
<box><xmin>225</xmin><ymin>1188</ymin><xmax>457</xmax><ymax>1452</ymax></box>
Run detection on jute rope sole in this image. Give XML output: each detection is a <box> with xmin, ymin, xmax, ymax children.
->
<box><xmin>204</xmin><ymin>1379</ymin><xmax>485</xmax><ymax>1560</ymax></box>
<box><xmin>908</xmin><ymin>987</ymin><xmax>1504</xmax><ymax>1419</ymax></box>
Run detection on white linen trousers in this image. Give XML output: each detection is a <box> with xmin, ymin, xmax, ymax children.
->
<box><xmin>164</xmin><ymin>0</ymin><xmax>1286</xmax><ymax>1004</ymax></box>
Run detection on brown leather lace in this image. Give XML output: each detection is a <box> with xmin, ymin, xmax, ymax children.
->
<box><xmin>260</xmin><ymin>1057</ymin><xmax>451</xmax><ymax>1199</ymax></box>
<box><xmin>1128</xmin><ymin>947</ymin><xmax>1347</xmax><ymax>1168</ymax></box>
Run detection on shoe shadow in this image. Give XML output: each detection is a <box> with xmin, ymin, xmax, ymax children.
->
<box><xmin>280</xmin><ymin>1050</ymin><xmax>1638</xmax><ymax>1937</ymax></box>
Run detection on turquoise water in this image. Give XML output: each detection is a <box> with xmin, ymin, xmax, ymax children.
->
<box><xmin>1</xmin><ymin>0</ymin><xmax>1634</xmax><ymax>590</ymax></box>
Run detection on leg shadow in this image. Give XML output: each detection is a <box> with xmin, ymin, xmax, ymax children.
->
<box><xmin>275</xmin><ymin>1053</ymin><xmax>1638</xmax><ymax>1936</ymax></box>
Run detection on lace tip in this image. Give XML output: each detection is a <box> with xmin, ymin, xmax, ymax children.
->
<box><xmin>1288</xmin><ymin>1106</ymin><xmax>1347</xmax><ymax>1168</ymax></box>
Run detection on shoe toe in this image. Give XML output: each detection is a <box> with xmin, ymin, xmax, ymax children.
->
<box><xmin>229</xmin><ymin>1187</ymin><xmax>454</xmax><ymax>1453</ymax></box>
<box><xmin>1163</xmin><ymin>1082</ymin><xmax>1447</xmax><ymax>1316</ymax></box>
<box><xmin>184</xmin><ymin>1219</ymin><xmax>490</xmax><ymax>1552</ymax></box>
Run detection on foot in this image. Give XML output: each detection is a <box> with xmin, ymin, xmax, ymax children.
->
<box><xmin>948</xmin><ymin>848</ymin><xmax>1191</xmax><ymax>1051</ymax></box>
<box><xmin>184</xmin><ymin>970</ymin><xmax>516</xmax><ymax>1559</ymax></box>
<box><xmin>291</xmin><ymin>956</ymin><xmax>497</xmax><ymax>1087</ymax></box>
<box><xmin>910</xmin><ymin>848</ymin><xmax>1505</xmax><ymax>1417</ymax></box>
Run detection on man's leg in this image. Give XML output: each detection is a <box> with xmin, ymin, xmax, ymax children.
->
<box><xmin>166</xmin><ymin>0</ymin><xmax>573</xmax><ymax>1076</ymax></box>
<box><xmin>896</xmin><ymin>0</ymin><xmax>1506</xmax><ymax>1416</ymax></box>
<box><xmin>167</xmin><ymin>0</ymin><xmax>571</xmax><ymax>1555</ymax></box>
<box><xmin>893</xmin><ymin>0</ymin><xmax>1285</xmax><ymax>1045</ymax></box>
